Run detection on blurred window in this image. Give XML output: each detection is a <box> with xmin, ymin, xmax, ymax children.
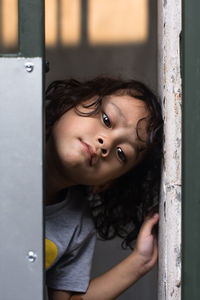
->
<box><xmin>0</xmin><ymin>0</ymin><xmax>18</xmax><ymax>53</ymax></box>
<box><xmin>45</xmin><ymin>0</ymin><xmax>58</xmax><ymax>46</ymax></box>
<box><xmin>88</xmin><ymin>0</ymin><xmax>148</xmax><ymax>45</ymax></box>
<box><xmin>60</xmin><ymin>0</ymin><xmax>81</xmax><ymax>46</ymax></box>
<box><xmin>0</xmin><ymin>0</ymin><xmax>148</xmax><ymax>51</ymax></box>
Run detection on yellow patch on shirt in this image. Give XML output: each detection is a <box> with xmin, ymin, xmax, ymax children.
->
<box><xmin>45</xmin><ymin>238</ymin><xmax>58</xmax><ymax>269</ymax></box>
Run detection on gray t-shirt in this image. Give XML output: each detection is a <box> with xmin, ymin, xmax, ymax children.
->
<box><xmin>45</xmin><ymin>187</ymin><xmax>96</xmax><ymax>293</ymax></box>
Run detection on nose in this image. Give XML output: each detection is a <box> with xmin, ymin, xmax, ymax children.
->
<box><xmin>98</xmin><ymin>137</ymin><xmax>112</xmax><ymax>157</ymax></box>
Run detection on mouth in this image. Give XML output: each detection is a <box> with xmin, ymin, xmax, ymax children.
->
<box><xmin>79</xmin><ymin>139</ymin><xmax>96</xmax><ymax>166</ymax></box>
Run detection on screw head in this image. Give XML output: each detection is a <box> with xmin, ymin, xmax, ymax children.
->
<box><xmin>27</xmin><ymin>251</ymin><xmax>37</xmax><ymax>263</ymax></box>
<box><xmin>25</xmin><ymin>62</ymin><xmax>34</xmax><ymax>73</ymax></box>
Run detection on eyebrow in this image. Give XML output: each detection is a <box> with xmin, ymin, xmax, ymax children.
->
<box><xmin>110</xmin><ymin>102</ymin><xmax>127</xmax><ymax>124</ymax></box>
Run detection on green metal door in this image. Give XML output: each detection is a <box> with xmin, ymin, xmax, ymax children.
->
<box><xmin>0</xmin><ymin>1</ymin><xmax>45</xmax><ymax>299</ymax></box>
<box><xmin>182</xmin><ymin>0</ymin><xmax>200</xmax><ymax>299</ymax></box>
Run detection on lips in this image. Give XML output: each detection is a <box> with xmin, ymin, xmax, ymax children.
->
<box><xmin>79</xmin><ymin>139</ymin><xmax>96</xmax><ymax>166</ymax></box>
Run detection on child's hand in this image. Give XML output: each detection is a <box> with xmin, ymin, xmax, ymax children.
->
<box><xmin>134</xmin><ymin>213</ymin><xmax>159</xmax><ymax>275</ymax></box>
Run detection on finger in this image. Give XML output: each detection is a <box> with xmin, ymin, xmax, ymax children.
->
<box><xmin>142</xmin><ymin>213</ymin><xmax>159</xmax><ymax>236</ymax></box>
<box><xmin>151</xmin><ymin>238</ymin><xmax>159</xmax><ymax>265</ymax></box>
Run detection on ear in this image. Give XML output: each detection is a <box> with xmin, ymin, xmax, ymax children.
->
<box><xmin>92</xmin><ymin>180</ymin><xmax>116</xmax><ymax>194</ymax></box>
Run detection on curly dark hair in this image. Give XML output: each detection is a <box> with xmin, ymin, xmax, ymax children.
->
<box><xmin>46</xmin><ymin>76</ymin><xmax>163</xmax><ymax>249</ymax></box>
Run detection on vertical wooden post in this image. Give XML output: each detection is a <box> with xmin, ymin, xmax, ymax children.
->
<box><xmin>157</xmin><ymin>1</ymin><xmax>182</xmax><ymax>299</ymax></box>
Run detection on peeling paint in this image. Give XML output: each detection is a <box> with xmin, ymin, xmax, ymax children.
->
<box><xmin>166</xmin><ymin>186</ymin><xmax>171</xmax><ymax>192</ymax></box>
<box><xmin>164</xmin><ymin>201</ymin><xmax>166</xmax><ymax>220</ymax></box>
<box><xmin>175</xmin><ymin>249</ymin><xmax>181</xmax><ymax>267</ymax></box>
<box><xmin>176</xmin><ymin>137</ymin><xmax>181</xmax><ymax>147</ymax></box>
<box><xmin>176</xmin><ymin>280</ymin><xmax>181</xmax><ymax>288</ymax></box>
<box><xmin>170</xmin><ymin>288</ymin><xmax>174</xmax><ymax>297</ymax></box>
<box><xmin>176</xmin><ymin>190</ymin><xmax>181</xmax><ymax>202</ymax></box>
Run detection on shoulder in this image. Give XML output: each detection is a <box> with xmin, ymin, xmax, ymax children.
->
<box><xmin>45</xmin><ymin>187</ymin><xmax>96</xmax><ymax>253</ymax></box>
<box><xmin>46</xmin><ymin>187</ymin><xmax>96</xmax><ymax>293</ymax></box>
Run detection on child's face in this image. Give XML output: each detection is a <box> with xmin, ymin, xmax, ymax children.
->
<box><xmin>48</xmin><ymin>94</ymin><xmax>148</xmax><ymax>187</ymax></box>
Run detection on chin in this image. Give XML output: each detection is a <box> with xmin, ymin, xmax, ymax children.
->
<box><xmin>61</xmin><ymin>152</ymin><xmax>83</xmax><ymax>168</ymax></box>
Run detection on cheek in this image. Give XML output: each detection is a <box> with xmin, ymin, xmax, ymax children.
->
<box><xmin>110</xmin><ymin>160</ymin><xmax>135</xmax><ymax>180</ymax></box>
<box><xmin>52</xmin><ymin>113</ymin><xmax>73</xmax><ymax>138</ymax></box>
<box><xmin>53</xmin><ymin>119</ymin><xmax>79</xmax><ymax>146</ymax></box>
<box><xmin>96</xmin><ymin>159</ymin><xmax>126</xmax><ymax>182</ymax></box>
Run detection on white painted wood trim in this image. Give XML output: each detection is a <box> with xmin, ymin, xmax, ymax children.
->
<box><xmin>157</xmin><ymin>1</ymin><xmax>182</xmax><ymax>299</ymax></box>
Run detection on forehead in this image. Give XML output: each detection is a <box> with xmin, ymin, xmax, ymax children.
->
<box><xmin>103</xmin><ymin>94</ymin><xmax>148</xmax><ymax>125</ymax></box>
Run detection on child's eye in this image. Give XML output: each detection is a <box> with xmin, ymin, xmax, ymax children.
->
<box><xmin>102</xmin><ymin>112</ymin><xmax>111</xmax><ymax>128</ymax></box>
<box><xmin>117</xmin><ymin>147</ymin><xmax>126</xmax><ymax>162</ymax></box>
